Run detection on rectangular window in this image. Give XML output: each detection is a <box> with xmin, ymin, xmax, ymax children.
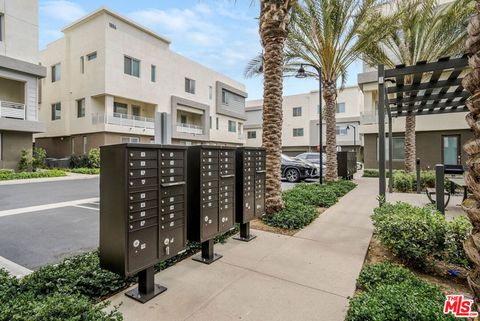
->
<box><xmin>87</xmin><ymin>52</ymin><xmax>97</xmax><ymax>61</ymax></box>
<box><xmin>209</xmin><ymin>116</ymin><xmax>212</xmax><ymax>129</ymax></box>
<box><xmin>336</xmin><ymin>103</ymin><xmax>346</xmax><ymax>113</ymax></box>
<box><xmin>378</xmin><ymin>137</ymin><xmax>405</xmax><ymax>161</ymax></box>
<box><xmin>121</xmin><ymin>137</ymin><xmax>140</xmax><ymax>143</ymax></box>
<box><xmin>216</xmin><ymin>117</ymin><xmax>219</xmax><ymax>130</ymax></box>
<box><xmin>83</xmin><ymin>136</ymin><xmax>87</xmax><ymax>154</ymax></box>
<box><xmin>151</xmin><ymin>65</ymin><xmax>156</xmax><ymax>82</ymax></box>
<box><xmin>80</xmin><ymin>56</ymin><xmax>85</xmax><ymax>74</ymax></box>
<box><xmin>247</xmin><ymin>131</ymin><xmax>257</xmax><ymax>139</ymax></box>
<box><xmin>132</xmin><ymin>105</ymin><xmax>140</xmax><ymax>117</ymax></box>
<box><xmin>51</xmin><ymin>103</ymin><xmax>61</xmax><ymax>120</ymax></box>
<box><xmin>209</xmin><ymin>86</ymin><xmax>213</xmax><ymax>100</ymax></box>
<box><xmin>336</xmin><ymin>126</ymin><xmax>348</xmax><ymax>136</ymax></box>
<box><xmin>180</xmin><ymin>114</ymin><xmax>187</xmax><ymax>124</ymax></box>
<box><xmin>114</xmin><ymin>102</ymin><xmax>128</xmax><ymax>115</ymax></box>
<box><xmin>185</xmin><ymin>78</ymin><xmax>195</xmax><ymax>94</ymax></box>
<box><xmin>77</xmin><ymin>98</ymin><xmax>85</xmax><ymax>118</ymax></box>
<box><xmin>228</xmin><ymin>120</ymin><xmax>236</xmax><ymax>132</ymax></box>
<box><xmin>0</xmin><ymin>14</ymin><xmax>3</xmax><ymax>42</ymax></box>
<box><xmin>293</xmin><ymin>107</ymin><xmax>302</xmax><ymax>117</ymax></box>
<box><xmin>71</xmin><ymin>138</ymin><xmax>75</xmax><ymax>154</ymax></box>
<box><xmin>124</xmin><ymin>56</ymin><xmax>140</xmax><ymax>77</ymax></box>
<box><xmin>52</xmin><ymin>63</ymin><xmax>61</xmax><ymax>82</ymax></box>
<box><xmin>293</xmin><ymin>128</ymin><xmax>304</xmax><ymax>137</ymax></box>
<box><xmin>222</xmin><ymin>90</ymin><xmax>229</xmax><ymax>105</ymax></box>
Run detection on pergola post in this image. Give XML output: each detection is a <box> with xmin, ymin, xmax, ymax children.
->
<box><xmin>378</xmin><ymin>65</ymin><xmax>386</xmax><ymax>201</ymax></box>
<box><xmin>435</xmin><ymin>164</ymin><xmax>445</xmax><ymax>214</ymax></box>
<box><xmin>387</xmin><ymin>96</ymin><xmax>393</xmax><ymax>194</ymax></box>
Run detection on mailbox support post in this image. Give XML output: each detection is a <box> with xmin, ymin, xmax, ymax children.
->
<box><xmin>416</xmin><ymin>159</ymin><xmax>421</xmax><ymax>194</ymax></box>
<box><xmin>192</xmin><ymin>239</ymin><xmax>222</xmax><ymax>264</ymax></box>
<box><xmin>435</xmin><ymin>164</ymin><xmax>445</xmax><ymax>215</ymax></box>
<box><xmin>233</xmin><ymin>222</ymin><xmax>257</xmax><ymax>242</ymax></box>
<box><xmin>125</xmin><ymin>267</ymin><xmax>167</xmax><ymax>303</ymax></box>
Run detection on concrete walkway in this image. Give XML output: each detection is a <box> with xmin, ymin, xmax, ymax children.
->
<box><xmin>107</xmin><ymin>177</ymin><xmax>377</xmax><ymax>321</ymax></box>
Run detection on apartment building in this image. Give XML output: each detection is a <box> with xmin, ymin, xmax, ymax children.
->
<box><xmin>0</xmin><ymin>0</ymin><xmax>46</xmax><ymax>169</ymax></box>
<box><xmin>245</xmin><ymin>86</ymin><xmax>363</xmax><ymax>158</ymax></box>
<box><xmin>358</xmin><ymin>63</ymin><xmax>472</xmax><ymax>170</ymax></box>
<box><xmin>35</xmin><ymin>8</ymin><xmax>247</xmax><ymax>158</ymax></box>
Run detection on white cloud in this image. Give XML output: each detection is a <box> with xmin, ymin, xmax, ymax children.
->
<box><xmin>40</xmin><ymin>0</ymin><xmax>86</xmax><ymax>23</ymax></box>
<box><xmin>194</xmin><ymin>3</ymin><xmax>212</xmax><ymax>15</ymax></box>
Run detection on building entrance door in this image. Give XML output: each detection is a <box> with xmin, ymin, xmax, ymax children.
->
<box><xmin>442</xmin><ymin>135</ymin><xmax>460</xmax><ymax>165</ymax></box>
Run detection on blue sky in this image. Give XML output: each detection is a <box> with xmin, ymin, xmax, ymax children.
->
<box><xmin>38</xmin><ymin>0</ymin><xmax>361</xmax><ymax>100</ymax></box>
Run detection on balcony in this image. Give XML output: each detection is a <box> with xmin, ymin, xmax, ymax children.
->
<box><xmin>0</xmin><ymin>101</ymin><xmax>26</xmax><ymax>120</ymax></box>
<box><xmin>92</xmin><ymin>113</ymin><xmax>155</xmax><ymax>129</ymax></box>
<box><xmin>360</xmin><ymin>112</ymin><xmax>387</xmax><ymax>125</ymax></box>
<box><xmin>176</xmin><ymin>122</ymin><xmax>204</xmax><ymax>135</ymax></box>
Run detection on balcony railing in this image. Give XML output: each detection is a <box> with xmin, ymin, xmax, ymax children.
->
<box><xmin>0</xmin><ymin>101</ymin><xmax>26</xmax><ymax>120</ymax></box>
<box><xmin>92</xmin><ymin>112</ymin><xmax>155</xmax><ymax>129</ymax></box>
<box><xmin>360</xmin><ymin>112</ymin><xmax>387</xmax><ymax>125</ymax></box>
<box><xmin>176</xmin><ymin>122</ymin><xmax>204</xmax><ymax>135</ymax></box>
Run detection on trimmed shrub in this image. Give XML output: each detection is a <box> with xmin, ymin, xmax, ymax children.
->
<box><xmin>263</xmin><ymin>201</ymin><xmax>318</xmax><ymax>229</ymax></box>
<box><xmin>70</xmin><ymin>154</ymin><xmax>90</xmax><ymax>168</ymax></box>
<box><xmin>70</xmin><ymin>167</ymin><xmax>100</xmax><ymax>175</ymax></box>
<box><xmin>88</xmin><ymin>148</ymin><xmax>100</xmax><ymax>168</ymax></box>
<box><xmin>282</xmin><ymin>183</ymin><xmax>338</xmax><ymax>208</ymax></box>
<box><xmin>0</xmin><ymin>169</ymin><xmax>66</xmax><ymax>181</ymax></box>
<box><xmin>32</xmin><ymin>147</ymin><xmax>47</xmax><ymax>170</ymax></box>
<box><xmin>444</xmin><ymin>216</ymin><xmax>472</xmax><ymax>267</ymax></box>
<box><xmin>18</xmin><ymin>149</ymin><xmax>33</xmax><ymax>172</ymax></box>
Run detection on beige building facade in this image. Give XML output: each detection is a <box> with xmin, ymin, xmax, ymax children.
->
<box><xmin>0</xmin><ymin>0</ymin><xmax>46</xmax><ymax>169</ymax></box>
<box><xmin>36</xmin><ymin>8</ymin><xmax>247</xmax><ymax>158</ymax></box>
<box><xmin>245</xmin><ymin>86</ymin><xmax>363</xmax><ymax>158</ymax></box>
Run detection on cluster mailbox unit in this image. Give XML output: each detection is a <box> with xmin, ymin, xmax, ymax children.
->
<box><xmin>186</xmin><ymin>145</ymin><xmax>237</xmax><ymax>264</ymax></box>
<box><xmin>234</xmin><ymin>147</ymin><xmax>266</xmax><ymax>241</ymax></box>
<box><xmin>99</xmin><ymin>144</ymin><xmax>188</xmax><ymax>303</ymax></box>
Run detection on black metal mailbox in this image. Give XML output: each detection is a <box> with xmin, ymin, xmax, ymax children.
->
<box><xmin>186</xmin><ymin>145</ymin><xmax>236</xmax><ymax>264</ymax></box>
<box><xmin>99</xmin><ymin>143</ymin><xmax>188</xmax><ymax>303</ymax></box>
<box><xmin>233</xmin><ymin>147</ymin><xmax>266</xmax><ymax>241</ymax></box>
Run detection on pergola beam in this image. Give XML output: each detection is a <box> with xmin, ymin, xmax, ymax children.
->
<box><xmin>384</xmin><ymin>56</ymin><xmax>468</xmax><ymax>78</ymax></box>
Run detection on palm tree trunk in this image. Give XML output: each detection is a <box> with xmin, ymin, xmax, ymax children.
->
<box><xmin>323</xmin><ymin>80</ymin><xmax>338</xmax><ymax>181</ymax></box>
<box><xmin>260</xmin><ymin>0</ymin><xmax>293</xmax><ymax>214</ymax></box>
<box><xmin>462</xmin><ymin>1</ymin><xmax>480</xmax><ymax>310</ymax></box>
<box><xmin>404</xmin><ymin>115</ymin><xmax>416</xmax><ymax>172</ymax></box>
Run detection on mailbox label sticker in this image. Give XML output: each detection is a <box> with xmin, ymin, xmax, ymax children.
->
<box><xmin>170</xmin><ymin>168</ymin><xmax>174</xmax><ymax>174</ymax></box>
<box><xmin>140</xmin><ymin>161</ymin><xmax>145</xmax><ymax>166</ymax></box>
<box><xmin>141</xmin><ymin>243</ymin><xmax>146</xmax><ymax>250</ymax></box>
<box><xmin>140</xmin><ymin>211</ymin><xmax>145</xmax><ymax>217</ymax></box>
<box><xmin>170</xmin><ymin>197</ymin><xmax>174</xmax><ymax>202</ymax></box>
<box><xmin>140</xmin><ymin>221</ymin><xmax>145</xmax><ymax>226</ymax></box>
<box><xmin>140</xmin><ymin>152</ymin><xmax>146</xmax><ymax>157</ymax></box>
<box><xmin>170</xmin><ymin>160</ymin><xmax>174</xmax><ymax>165</ymax></box>
<box><xmin>141</xmin><ymin>179</ymin><xmax>146</xmax><ymax>185</ymax></box>
<box><xmin>140</xmin><ymin>170</ymin><xmax>145</xmax><ymax>176</ymax></box>
<box><xmin>140</xmin><ymin>193</ymin><xmax>146</xmax><ymax>199</ymax></box>
<box><xmin>170</xmin><ymin>177</ymin><xmax>174</xmax><ymax>182</ymax></box>
<box><xmin>140</xmin><ymin>202</ymin><xmax>146</xmax><ymax>208</ymax></box>
<box><xmin>170</xmin><ymin>205</ymin><xmax>174</xmax><ymax>210</ymax></box>
<box><xmin>170</xmin><ymin>213</ymin><xmax>174</xmax><ymax>218</ymax></box>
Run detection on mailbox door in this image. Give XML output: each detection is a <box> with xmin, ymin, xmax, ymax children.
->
<box><xmin>202</xmin><ymin>206</ymin><xmax>219</xmax><ymax>239</ymax></box>
<box><xmin>128</xmin><ymin>225</ymin><xmax>158</xmax><ymax>273</ymax></box>
<box><xmin>159</xmin><ymin>227</ymin><xmax>185</xmax><ymax>259</ymax></box>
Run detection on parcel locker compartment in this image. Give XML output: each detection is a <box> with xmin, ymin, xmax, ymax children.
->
<box><xmin>128</xmin><ymin>149</ymin><xmax>157</xmax><ymax>160</ymax></box>
<box><xmin>201</xmin><ymin>170</ymin><xmax>219</xmax><ymax>181</ymax></box>
<box><xmin>202</xmin><ymin>193</ymin><xmax>219</xmax><ymax>202</ymax></box>
<box><xmin>161</xmin><ymin>185</ymin><xmax>184</xmax><ymax>198</ymax></box>
<box><xmin>129</xmin><ymin>189</ymin><xmax>158</xmax><ymax>203</ymax></box>
<box><xmin>160</xmin><ymin>175</ymin><xmax>185</xmax><ymax>184</ymax></box>
<box><xmin>220</xmin><ymin>177</ymin><xmax>235</xmax><ymax>186</ymax></box>
<box><xmin>129</xmin><ymin>199</ymin><xmax>158</xmax><ymax>212</ymax></box>
<box><xmin>128</xmin><ymin>226</ymin><xmax>159</xmax><ymax>273</ymax></box>
<box><xmin>160</xmin><ymin>210</ymin><xmax>184</xmax><ymax>223</ymax></box>
<box><xmin>202</xmin><ymin>187</ymin><xmax>218</xmax><ymax>196</ymax></box>
<box><xmin>160</xmin><ymin>159</ymin><xmax>184</xmax><ymax>168</ymax></box>
<box><xmin>160</xmin><ymin>194</ymin><xmax>184</xmax><ymax>205</ymax></box>
<box><xmin>128</xmin><ymin>168</ymin><xmax>157</xmax><ymax>179</ymax></box>
<box><xmin>159</xmin><ymin>226</ymin><xmax>185</xmax><ymax>259</ymax></box>
<box><xmin>129</xmin><ymin>177</ymin><xmax>157</xmax><ymax>188</ymax></box>
<box><xmin>161</xmin><ymin>202</ymin><xmax>184</xmax><ymax>214</ymax></box>
<box><xmin>129</xmin><ymin>208</ymin><xmax>158</xmax><ymax>221</ymax></box>
<box><xmin>202</xmin><ymin>156</ymin><xmax>219</xmax><ymax>164</ymax></box>
<box><xmin>201</xmin><ymin>150</ymin><xmax>219</xmax><ymax>157</ymax></box>
<box><xmin>202</xmin><ymin>207</ymin><xmax>219</xmax><ymax>240</ymax></box>
<box><xmin>160</xmin><ymin>150</ymin><xmax>184</xmax><ymax>159</ymax></box>
<box><xmin>160</xmin><ymin>167</ymin><xmax>184</xmax><ymax>176</ymax></box>
<box><xmin>128</xmin><ymin>159</ymin><xmax>157</xmax><ymax>169</ymax></box>
<box><xmin>219</xmin><ymin>208</ymin><xmax>234</xmax><ymax>231</ymax></box>
<box><xmin>201</xmin><ymin>180</ymin><xmax>219</xmax><ymax>189</ymax></box>
<box><xmin>255</xmin><ymin>198</ymin><xmax>265</xmax><ymax>216</ymax></box>
<box><xmin>160</xmin><ymin>218</ymin><xmax>183</xmax><ymax>232</ymax></box>
<box><xmin>128</xmin><ymin>217</ymin><xmax>158</xmax><ymax>231</ymax></box>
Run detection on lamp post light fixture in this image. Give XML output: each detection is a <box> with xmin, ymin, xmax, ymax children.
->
<box><xmin>346</xmin><ymin>124</ymin><xmax>357</xmax><ymax>156</ymax></box>
<box><xmin>296</xmin><ymin>64</ymin><xmax>323</xmax><ymax>184</ymax></box>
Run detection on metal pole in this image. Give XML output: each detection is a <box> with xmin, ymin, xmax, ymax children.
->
<box><xmin>435</xmin><ymin>164</ymin><xmax>445</xmax><ymax>214</ymax></box>
<box><xmin>378</xmin><ymin>65</ymin><xmax>386</xmax><ymax>201</ymax></box>
<box><xmin>416</xmin><ymin>159</ymin><xmax>421</xmax><ymax>194</ymax></box>
<box><xmin>318</xmin><ymin>66</ymin><xmax>323</xmax><ymax>184</ymax></box>
<box><xmin>388</xmin><ymin>114</ymin><xmax>393</xmax><ymax>193</ymax></box>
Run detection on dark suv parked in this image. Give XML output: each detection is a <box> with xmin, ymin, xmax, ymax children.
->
<box><xmin>281</xmin><ymin>154</ymin><xmax>314</xmax><ymax>182</ymax></box>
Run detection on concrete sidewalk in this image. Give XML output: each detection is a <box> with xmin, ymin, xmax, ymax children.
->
<box><xmin>107</xmin><ymin>177</ymin><xmax>377</xmax><ymax>321</ymax></box>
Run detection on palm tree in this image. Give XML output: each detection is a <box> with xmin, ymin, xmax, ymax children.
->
<box><xmin>358</xmin><ymin>0</ymin><xmax>473</xmax><ymax>172</ymax></box>
<box><xmin>259</xmin><ymin>0</ymin><xmax>296</xmax><ymax>214</ymax></box>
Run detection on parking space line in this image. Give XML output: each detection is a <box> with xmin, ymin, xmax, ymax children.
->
<box><xmin>0</xmin><ymin>255</ymin><xmax>32</xmax><ymax>278</ymax></box>
<box><xmin>0</xmin><ymin>198</ymin><xmax>99</xmax><ymax>218</ymax></box>
<box><xmin>73</xmin><ymin>205</ymin><xmax>99</xmax><ymax>211</ymax></box>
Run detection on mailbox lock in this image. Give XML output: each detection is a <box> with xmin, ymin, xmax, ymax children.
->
<box><xmin>133</xmin><ymin>240</ymin><xmax>140</xmax><ymax>248</ymax></box>
<box><xmin>204</xmin><ymin>216</ymin><xmax>209</xmax><ymax>222</ymax></box>
<box><xmin>164</xmin><ymin>238</ymin><xmax>170</xmax><ymax>245</ymax></box>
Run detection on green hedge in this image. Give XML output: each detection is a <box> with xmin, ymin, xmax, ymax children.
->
<box><xmin>0</xmin><ymin>169</ymin><xmax>66</xmax><ymax>181</ymax></box>
<box><xmin>363</xmin><ymin>169</ymin><xmax>451</xmax><ymax>192</ymax></box>
<box><xmin>69</xmin><ymin>167</ymin><xmax>100</xmax><ymax>175</ymax></box>
<box><xmin>372</xmin><ymin>202</ymin><xmax>472</xmax><ymax>268</ymax></box>
<box><xmin>263</xmin><ymin>180</ymin><xmax>357</xmax><ymax>230</ymax></box>
<box><xmin>346</xmin><ymin>263</ymin><xmax>457</xmax><ymax>321</ymax></box>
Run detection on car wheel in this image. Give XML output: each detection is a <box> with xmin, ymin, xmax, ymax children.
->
<box><xmin>285</xmin><ymin>168</ymin><xmax>300</xmax><ymax>183</ymax></box>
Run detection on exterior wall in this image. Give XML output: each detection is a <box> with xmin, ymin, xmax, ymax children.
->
<box><xmin>363</xmin><ymin>129</ymin><xmax>473</xmax><ymax>170</ymax></box>
<box><xmin>0</xmin><ymin>131</ymin><xmax>32</xmax><ymax>169</ymax></box>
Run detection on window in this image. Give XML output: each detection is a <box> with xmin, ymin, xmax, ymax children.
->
<box><xmin>293</xmin><ymin>107</ymin><xmax>302</xmax><ymax>117</ymax></box>
<box><xmin>77</xmin><ymin>99</ymin><xmax>85</xmax><ymax>118</ymax></box>
<box><xmin>124</xmin><ymin>56</ymin><xmax>140</xmax><ymax>77</ymax></box>
<box><xmin>216</xmin><ymin>117</ymin><xmax>219</xmax><ymax>130</ymax></box>
<box><xmin>185</xmin><ymin>78</ymin><xmax>195</xmax><ymax>94</ymax></box>
<box><xmin>109</xmin><ymin>22</ymin><xmax>117</xmax><ymax>29</ymax></box>
<box><xmin>0</xmin><ymin>14</ymin><xmax>3</xmax><ymax>42</ymax></box>
<box><xmin>228</xmin><ymin>120</ymin><xmax>236</xmax><ymax>132</ymax></box>
<box><xmin>378</xmin><ymin>137</ymin><xmax>405</xmax><ymax>161</ymax></box>
<box><xmin>121</xmin><ymin>137</ymin><xmax>140</xmax><ymax>143</ymax></box>
<box><xmin>82</xmin><ymin>136</ymin><xmax>87</xmax><ymax>154</ymax></box>
<box><xmin>151</xmin><ymin>65</ymin><xmax>156</xmax><ymax>82</ymax></box>
<box><xmin>80</xmin><ymin>56</ymin><xmax>84</xmax><ymax>74</ymax></box>
<box><xmin>71</xmin><ymin>138</ymin><xmax>75</xmax><ymax>154</ymax></box>
<box><xmin>209</xmin><ymin>86</ymin><xmax>213</xmax><ymax>100</ymax></box>
<box><xmin>222</xmin><ymin>90</ymin><xmax>229</xmax><ymax>105</ymax></box>
<box><xmin>132</xmin><ymin>105</ymin><xmax>140</xmax><ymax>117</ymax></box>
<box><xmin>87</xmin><ymin>52</ymin><xmax>97</xmax><ymax>61</ymax></box>
<box><xmin>51</xmin><ymin>63</ymin><xmax>61</xmax><ymax>82</ymax></box>
<box><xmin>114</xmin><ymin>102</ymin><xmax>128</xmax><ymax>115</ymax></box>
<box><xmin>209</xmin><ymin>116</ymin><xmax>212</xmax><ymax>129</ymax></box>
<box><xmin>336</xmin><ymin>126</ymin><xmax>348</xmax><ymax>136</ymax></box>
<box><xmin>336</xmin><ymin>103</ymin><xmax>345</xmax><ymax>113</ymax></box>
<box><xmin>293</xmin><ymin>128</ymin><xmax>304</xmax><ymax>137</ymax></box>
<box><xmin>247</xmin><ymin>131</ymin><xmax>257</xmax><ymax>139</ymax></box>
<box><xmin>180</xmin><ymin>115</ymin><xmax>187</xmax><ymax>124</ymax></box>
<box><xmin>51</xmin><ymin>103</ymin><xmax>61</xmax><ymax>120</ymax></box>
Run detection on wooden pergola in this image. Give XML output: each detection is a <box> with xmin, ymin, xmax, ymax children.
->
<box><xmin>377</xmin><ymin>55</ymin><xmax>470</xmax><ymax>198</ymax></box>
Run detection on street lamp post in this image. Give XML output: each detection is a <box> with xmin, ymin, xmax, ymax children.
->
<box><xmin>296</xmin><ymin>64</ymin><xmax>323</xmax><ymax>184</ymax></box>
<box><xmin>346</xmin><ymin>124</ymin><xmax>357</xmax><ymax>156</ymax></box>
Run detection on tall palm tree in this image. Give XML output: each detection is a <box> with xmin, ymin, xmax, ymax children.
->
<box><xmin>259</xmin><ymin>0</ymin><xmax>296</xmax><ymax>214</ymax></box>
<box><xmin>358</xmin><ymin>0</ymin><xmax>473</xmax><ymax>172</ymax></box>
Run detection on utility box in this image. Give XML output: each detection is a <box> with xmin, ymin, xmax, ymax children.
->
<box><xmin>99</xmin><ymin>143</ymin><xmax>188</xmax><ymax>303</ymax></box>
<box><xmin>337</xmin><ymin>151</ymin><xmax>357</xmax><ymax>180</ymax></box>
<box><xmin>186</xmin><ymin>145</ymin><xmax>236</xmax><ymax>264</ymax></box>
<box><xmin>233</xmin><ymin>147</ymin><xmax>266</xmax><ymax>241</ymax></box>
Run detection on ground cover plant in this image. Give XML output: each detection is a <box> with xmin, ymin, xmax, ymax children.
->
<box><xmin>68</xmin><ymin>167</ymin><xmax>100</xmax><ymax>175</ymax></box>
<box><xmin>0</xmin><ymin>169</ymin><xmax>66</xmax><ymax>181</ymax></box>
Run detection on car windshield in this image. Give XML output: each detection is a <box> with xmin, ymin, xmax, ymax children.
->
<box><xmin>282</xmin><ymin>154</ymin><xmax>296</xmax><ymax>161</ymax></box>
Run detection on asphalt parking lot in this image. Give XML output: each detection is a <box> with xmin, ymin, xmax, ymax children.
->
<box><xmin>0</xmin><ymin>176</ymin><xmax>316</xmax><ymax>275</ymax></box>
